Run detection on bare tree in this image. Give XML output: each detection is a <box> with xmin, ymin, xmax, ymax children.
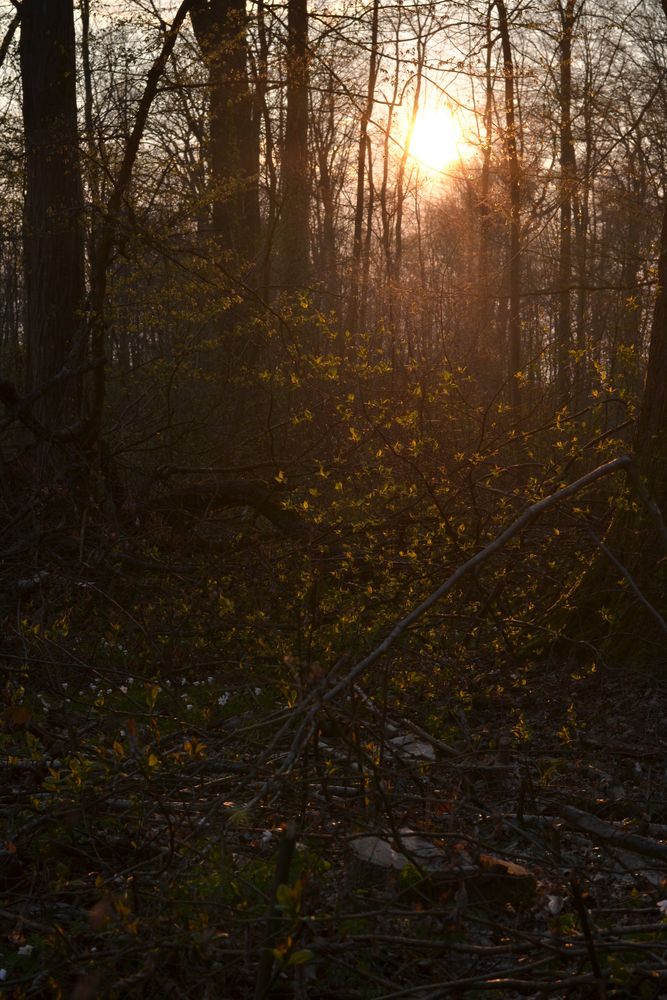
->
<box><xmin>346</xmin><ymin>0</ymin><xmax>380</xmax><ymax>337</ymax></box>
<box><xmin>495</xmin><ymin>0</ymin><xmax>522</xmax><ymax>411</ymax></box>
<box><xmin>555</xmin><ymin>0</ymin><xmax>578</xmax><ymax>403</ymax></box>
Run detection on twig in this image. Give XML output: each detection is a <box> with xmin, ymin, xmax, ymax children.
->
<box><xmin>571</xmin><ymin>878</ymin><xmax>607</xmax><ymax>998</ymax></box>
<box><xmin>593</xmin><ymin>531</ymin><xmax>667</xmax><ymax>637</ymax></box>
<box><xmin>626</xmin><ymin>462</ymin><xmax>667</xmax><ymax>552</ymax></box>
<box><xmin>0</xmin><ymin>9</ymin><xmax>19</xmax><ymax>71</ymax></box>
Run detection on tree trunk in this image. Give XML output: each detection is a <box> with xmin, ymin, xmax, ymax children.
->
<box><xmin>346</xmin><ymin>0</ymin><xmax>379</xmax><ymax>337</ymax></box>
<box><xmin>278</xmin><ymin>0</ymin><xmax>310</xmax><ymax>293</ymax></box>
<box><xmin>20</xmin><ymin>0</ymin><xmax>86</xmax><ymax>431</ymax></box>
<box><xmin>190</xmin><ymin>0</ymin><xmax>260</xmax><ymax>268</ymax></box>
<box><xmin>636</xmin><ymin>196</ymin><xmax>667</xmax><ymax>508</ymax></box>
<box><xmin>635</xmin><ymin>0</ymin><xmax>667</xmax><ymax>508</ymax></box>
<box><xmin>312</xmin><ymin>88</ymin><xmax>339</xmax><ymax>310</ymax></box>
<box><xmin>495</xmin><ymin>0</ymin><xmax>522</xmax><ymax>412</ymax></box>
<box><xmin>556</xmin><ymin>0</ymin><xmax>577</xmax><ymax>404</ymax></box>
<box><xmin>255</xmin><ymin>0</ymin><xmax>277</xmax><ymax>302</ymax></box>
<box><xmin>475</xmin><ymin>3</ymin><xmax>494</xmax><ymax>374</ymax></box>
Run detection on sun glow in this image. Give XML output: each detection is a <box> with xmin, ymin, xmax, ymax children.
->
<box><xmin>408</xmin><ymin>108</ymin><xmax>465</xmax><ymax>173</ymax></box>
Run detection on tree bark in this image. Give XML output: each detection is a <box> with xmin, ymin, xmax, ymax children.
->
<box><xmin>636</xmin><ymin>196</ymin><xmax>667</xmax><ymax>507</ymax></box>
<box><xmin>635</xmin><ymin>0</ymin><xmax>667</xmax><ymax>507</ymax></box>
<box><xmin>475</xmin><ymin>3</ymin><xmax>494</xmax><ymax>368</ymax></box>
<box><xmin>278</xmin><ymin>0</ymin><xmax>310</xmax><ymax>292</ymax></box>
<box><xmin>346</xmin><ymin>0</ymin><xmax>379</xmax><ymax>337</ymax></box>
<box><xmin>495</xmin><ymin>0</ymin><xmax>522</xmax><ymax>412</ymax></box>
<box><xmin>190</xmin><ymin>0</ymin><xmax>260</xmax><ymax>268</ymax></box>
<box><xmin>556</xmin><ymin>0</ymin><xmax>577</xmax><ymax>404</ymax></box>
<box><xmin>20</xmin><ymin>0</ymin><xmax>86</xmax><ymax>431</ymax></box>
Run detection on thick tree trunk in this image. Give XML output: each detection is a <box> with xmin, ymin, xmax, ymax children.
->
<box><xmin>20</xmin><ymin>0</ymin><xmax>86</xmax><ymax>430</ymax></box>
<box><xmin>191</xmin><ymin>0</ymin><xmax>260</xmax><ymax>268</ymax></box>
<box><xmin>279</xmin><ymin>0</ymin><xmax>310</xmax><ymax>292</ymax></box>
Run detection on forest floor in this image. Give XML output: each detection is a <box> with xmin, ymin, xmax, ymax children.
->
<box><xmin>3</xmin><ymin>636</ymin><xmax>667</xmax><ymax>998</ymax></box>
<box><xmin>2</xmin><ymin>515</ymin><xmax>667</xmax><ymax>998</ymax></box>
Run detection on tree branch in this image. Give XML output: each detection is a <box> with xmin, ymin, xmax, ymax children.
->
<box><xmin>0</xmin><ymin>9</ymin><xmax>20</xmax><ymax>71</ymax></box>
<box><xmin>243</xmin><ymin>455</ymin><xmax>634</xmax><ymax>806</ymax></box>
<box><xmin>320</xmin><ymin>454</ymin><xmax>633</xmax><ymax>706</ymax></box>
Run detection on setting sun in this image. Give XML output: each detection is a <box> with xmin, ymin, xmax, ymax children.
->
<box><xmin>409</xmin><ymin>108</ymin><xmax>465</xmax><ymax>172</ymax></box>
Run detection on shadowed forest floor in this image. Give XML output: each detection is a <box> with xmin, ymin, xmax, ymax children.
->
<box><xmin>2</xmin><ymin>519</ymin><xmax>667</xmax><ymax>998</ymax></box>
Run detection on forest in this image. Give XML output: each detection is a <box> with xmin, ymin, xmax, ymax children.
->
<box><xmin>2</xmin><ymin>0</ymin><xmax>667</xmax><ymax>995</ymax></box>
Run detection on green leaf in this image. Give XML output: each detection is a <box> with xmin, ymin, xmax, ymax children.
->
<box><xmin>276</xmin><ymin>883</ymin><xmax>292</xmax><ymax>907</ymax></box>
<box><xmin>288</xmin><ymin>949</ymin><xmax>314</xmax><ymax>967</ymax></box>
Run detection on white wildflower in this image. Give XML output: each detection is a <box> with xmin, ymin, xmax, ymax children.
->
<box><xmin>657</xmin><ymin>900</ymin><xmax>667</xmax><ymax>915</ymax></box>
<box><xmin>18</xmin><ymin>944</ymin><xmax>33</xmax><ymax>957</ymax></box>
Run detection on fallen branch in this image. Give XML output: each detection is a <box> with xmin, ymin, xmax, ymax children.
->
<box><xmin>320</xmin><ymin>454</ymin><xmax>633</xmax><ymax>705</ymax></box>
<box><xmin>593</xmin><ymin>531</ymin><xmax>667</xmax><ymax>637</ymax></box>
<box><xmin>626</xmin><ymin>462</ymin><xmax>667</xmax><ymax>552</ymax></box>
<box><xmin>243</xmin><ymin>455</ymin><xmax>633</xmax><ymax>806</ymax></box>
<box><xmin>550</xmin><ymin>803</ymin><xmax>667</xmax><ymax>863</ymax></box>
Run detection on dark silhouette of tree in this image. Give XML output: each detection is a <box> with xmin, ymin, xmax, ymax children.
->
<box><xmin>346</xmin><ymin>0</ymin><xmax>379</xmax><ymax>337</ymax></box>
<box><xmin>20</xmin><ymin>0</ymin><xmax>85</xmax><ymax>434</ymax></box>
<box><xmin>634</xmin><ymin>0</ymin><xmax>667</xmax><ymax>509</ymax></box>
<box><xmin>278</xmin><ymin>0</ymin><xmax>310</xmax><ymax>292</ymax></box>
<box><xmin>636</xmin><ymin>188</ymin><xmax>667</xmax><ymax>507</ymax></box>
<box><xmin>555</xmin><ymin>0</ymin><xmax>577</xmax><ymax>404</ymax></box>
<box><xmin>495</xmin><ymin>0</ymin><xmax>522</xmax><ymax>411</ymax></box>
<box><xmin>190</xmin><ymin>0</ymin><xmax>260</xmax><ymax>271</ymax></box>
